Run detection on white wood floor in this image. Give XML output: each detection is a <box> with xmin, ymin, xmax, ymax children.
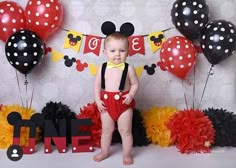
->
<box><xmin>1</xmin><ymin>143</ymin><xmax>236</xmax><ymax>168</ymax></box>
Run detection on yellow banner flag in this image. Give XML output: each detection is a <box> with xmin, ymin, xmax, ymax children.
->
<box><xmin>148</xmin><ymin>31</ymin><xmax>165</xmax><ymax>53</ymax></box>
<box><xmin>64</xmin><ymin>30</ymin><xmax>83</xmax><ymax>52</ymax></box>
<box><xmin>51</xmin><ymin>49</ymin><xmax>64</xmax><ymax>62</ymax></box>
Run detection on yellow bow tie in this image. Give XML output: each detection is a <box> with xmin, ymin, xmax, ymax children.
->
<box><xmin>107</xmin><ymin>61</ymin><xmax>125</xmax><ymax>70</ymax></box>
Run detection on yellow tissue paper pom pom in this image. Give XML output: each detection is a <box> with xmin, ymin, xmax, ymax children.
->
<box><xmin>142</xmin><ymin>106</ymin><xmax>177</xmax><ymax>147</ymax></box>
<box><xmin>0</xmin><ymin>104</ymin><xmax>40</xmax><ymax>149</ymax></box>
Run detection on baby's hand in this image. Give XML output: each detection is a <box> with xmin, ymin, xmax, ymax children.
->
<box><xmin>122</xmin><ymin>93</ymin><xmax>133</xmax><ymax>105</ymax></box>
<box><xmin>96</xmin><ymin>100</ymin><xmax>107</xmax><ymax>113</ymax></box>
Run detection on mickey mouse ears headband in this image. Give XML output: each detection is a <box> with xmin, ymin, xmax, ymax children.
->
<box><xmin>101</xmin><ymin>21</ymin><xmax>135</xmax><ymax>37</ymax></box>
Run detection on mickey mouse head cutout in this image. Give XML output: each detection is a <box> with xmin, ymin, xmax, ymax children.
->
<box><xmin>101</xmin><ymin>21</ymin><xmax>135</xmax><ymax>37</ymax></box>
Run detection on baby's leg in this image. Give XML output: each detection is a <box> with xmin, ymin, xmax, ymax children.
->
<box><xmin>93</xmin><ymin>112</ymin><xmax>115</xmax><ymax>162</ymax></box>
<box><xmin>117</xmin><ymin>109</ymin><xmax>133</xmax><ymax>165</ymax></box>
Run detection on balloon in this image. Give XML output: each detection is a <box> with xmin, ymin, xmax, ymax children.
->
<box><xmin>25</xmin><ymin>0</ymin><xmax>63</xmax><ymax>40</ymax></box>
<box><xmin>171</xmin><ymin>0</ymin><xmax>209</xmax><ymax>41</ymax></box>
<box><xmin>5</xmin><ymin>30</ymin><xmax>44</xmax><ymax>75</ymax></box>
<box><xmin>159</xmin><ymin>36</ymin><xmax>197</xmax><ymax>79</ymax></box>
<box><xmin>0</xmin><ymin>1</ymin><xmax>26</xmax><ymax>42</ymax></box>
<box><xmin>199</xmin><ymin>20</ymin><xmax>236</xmax><ymax>65</ymax></box>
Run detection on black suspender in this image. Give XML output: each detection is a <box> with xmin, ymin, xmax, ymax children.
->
<box><xmin>101</xmin><ymin>62</ymin><xmax>129</xmax><ymax>92</ymax></box>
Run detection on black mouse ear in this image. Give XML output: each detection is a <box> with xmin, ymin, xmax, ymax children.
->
<box><xmin>101</xmin><ymin>21</ymin><xmax>116</xmax><ymax>36</ymax></box>
<box><xmin>120</xmin><ymin>22</ymin><xmax>134</xmax><ymax>36</ymax></box>
<box><xmin>144</xmin><ymin>65</ymin><xmax>148</xmax><ymax>70</ymax></box>
<box><xmin>7</xmin><ymin>112</ymin><xmax>22</xmax><ymax>126</ymax></box>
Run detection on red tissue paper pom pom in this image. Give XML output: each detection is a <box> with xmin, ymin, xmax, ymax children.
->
<box><xmin>76</xmin><ymin>102</ymin><xmax>102</xmax><ymax>148</ymax></box>
<box><xmin>167</xmin><ymin>109</ymin><xmax>215</xmax><ymax>154</ymax></box>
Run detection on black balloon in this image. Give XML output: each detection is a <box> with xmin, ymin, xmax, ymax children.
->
<box><xmin>199</xmin><ymin>20</ymin><xmax>236</xmax><ymax>65</ymax></box>
<box><xmin>5</xmin><ymin>30</ymin><xmax>44</xmax><ymax>75</ymax></box>
<box><xmin>171</xmin><ymin>0</ymin><xmax>209</xmax><ymax>40</ymax></box>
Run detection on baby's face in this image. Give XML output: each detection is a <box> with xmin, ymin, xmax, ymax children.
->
<box><xmin>104</xmin><ymin>39</ymin><xmax>129</xmax><ymax>64</ymax></box>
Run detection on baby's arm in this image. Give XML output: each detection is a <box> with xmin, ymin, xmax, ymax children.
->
<box><xmin>122</xmin><ymin>65</ymin><xmax>139</xmax><ymax>105</ymax></box>
<box><xmin>94</xmin><ymin>65</ymin><xmax>106</xmax><ymax>112</ymax></box>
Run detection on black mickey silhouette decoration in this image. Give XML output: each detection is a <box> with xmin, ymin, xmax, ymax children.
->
<box><xmin>64</xmin><ymin>55</ymin><xmax>76</xmax><ymax>67</ymax></box>
<box><xmin>101</xmin><ymin>21</ymin><xmax>135</xmax><ymax>37</ymax></box>
<box><xmin>144</xmin><ymin>64</ymin><xmax>157</xmax><ymax>75</ymax></box>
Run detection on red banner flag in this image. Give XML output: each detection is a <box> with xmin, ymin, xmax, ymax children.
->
<box><xmin>128</xmin><ymin>36</ymin><xmax>145</xmax><ymax>56</ymax></box>
<box><xmin>83</xmin><ymin>35</ymin><xmax>102</xmax><ymax>56</ymax></box>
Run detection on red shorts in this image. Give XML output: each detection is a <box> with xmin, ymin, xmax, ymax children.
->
<box><xmin>101</xmin><ymin>90</ymin><xmax>135</xmax><ymax>121</ymax></box>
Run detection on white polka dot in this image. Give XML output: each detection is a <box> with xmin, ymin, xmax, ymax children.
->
<box><xmin>175</xmin><ymin>4</ymin><xmax>178</xmax><ymax>8</ymax></box>
<box><xmin>198</xmin><ymin>4</ymin><xmax>203</xmax><ymax>8</ymax></box>
<box><xmin>194</xmin><ymin>20</ymin><xmax>198</xmax><ymax>24</ymax></box>
<box><xmin>201</xmin><ymin>14</ymin><xmax>205</xmax><ymax>18</ymax></box>
<box><xmin>188</xmin><ymin>63</ymin><xmax>192</xmax><ymax>66</ymax></box>
<box><xmin>45</xmin><ymin>13</ymin><xmax>49</xmax><ymax>17</ymax></box>
<box><xmin>209</xmin><ymin>45</ymin><xmax>213</xmax><ymax>49</ymax></box>
<box><xmin>177</xmin><ymin>45</ymin><xmax>181</xmax><ymax>49</ymax></box>
<box><xmin>14</xmin><ymin>53</ymin><xmax>18</xmax><ymax>56</ymax></box>
<box><xmin>34</xmin><ymin>52</ymin><xmax>38</xmax><ymax>56</ymax></box>
<box><xmin>15</xmin><ymin>62</ymin><xmax>19</xmax><ymax>65</ymax></box>
<box><xmin>221</xmin><ymin>28</ymin><xmax>225</xmax><ymax>32</ymax></box>
<box><xmin>171</xmin><ymin>65</ymin><xmax>174</xmax><ymax>68</ymax></box>
<box><xmin>202</xmin><ymin>44</ymin><xmax>205</xmax><ymax>49</ymax></box>
<box><xmin>23</xmin><ymin>52</ymin><xmax>28</xmax><ymax>56</ymax></box>
<box><xmin>3</xmin><ymin>28</ymin><xmax>7</xmax><ymax>31</ymax></box>
<box><xmin>179</xmin><ymin>56</ymin><xmax>183</xmax><ymax>60</ymax></box>
<box><xmin>12</xmin><ymin>19</ymin><xmax>16</xmax><ymax>23</ymax></box>
<box><xmin>55</xmin><ymin>17</ymin><xmax>58</xmax><ymax>20</ymax></box>
<box><xmin>33</xmin><ymin>44</ymin><xmax>37</xmax><ymax>47</ymax></box>
<box><xmin>217</xmin><ymin>46</ymin><xmax>221</xmax><ymax>50</ymax></box>
<box><xmin>207</xmin><ymin>25</ymin><xmax>211</xmax><ymax>29</ymax></box>
<box><xmin>10</xmin><ymin>7</ymin><xmax>14</xmax><ymax>12</ymax></box>
<box><xmin>168</xmin><ymin>48</ymin><xmax>171</xmax><ymax>51</ymax></box>
<box><xmin>22</xmin><ymin>36</ymin><xmax>26</xmax><ymax>40</ymax></box>
<box><xmin>177</xmin><ymin>22</ymin><xmax>181</xmax><ymax>26</ymax></box>
<box><xmin>44</xmin><ymin>22</ymin><xmax>48</xmax><ymax>26</ymax></box>
<box><xmin>24</xmin><ymin>63</ymin><xmax>28</xmax><ymax>66</ymax></box>
<box><xmin>36</xmin><ymin>21</ymin><xmax>39</xmax><ymax>25</ymax></box>
<box><xmin>210</xmin><ymin>36</ymin><xmax>214</xmax><ymax>40</ymax></box>
<box><xmin>188</xmin><ymin>54</ymin><xmax>191</xmax><ymax>58</ymax></box>
<box><xmin>225</xmin><ymin>49</ymin><xmax>229</xmax><ymax>53</ymax></box>
<box><xmin>10</xmin><ymin>61</ymin><xmax>13</xmax><ymax>64</ymax></box>
<box><xmin>37</xmin><ymin>1</ymin><xmax>41</xmax><ymax>5</ymax></box>
<box><xmin>13</xmin><ymin>43</ymin><xmax>17</xmax><ymax>47</ymax></box>
<box><xmin>177</xmin><ymin>41</ymin><xmax>180</xmax><ymax>44</ymax></box>
<box><xmin>169</xmin><ymin>57</ymin><xmax>173</xmax><ymax>61</ymax></box>
<box><xmin>200</xmin><ymin>23</ymin><xmax>203</xmax><ymax>27</ymax></box>
<box><xmin>46</xmin><ymin>3</ymin><xmax>50</xmax><ymax>7</ymax></box>
<box><xmin>162</xmin><ymin>58</ymin><xmax>165</xmax><ymax>62</ymax></box>
<box><xmin>213</xmin><ymin>27</ymin><xmax>218</xmax><ymax>31</ymax></box>
<box><xmin>33</xmin><ymin>61</ymin><xmax>37</xmax><ymax>64</ymax></box>
<box><xmin>220</xmin><ymin>36</ymin><xmax>224</xmax><ymax>40</ymax></box>
<box><xmin>185</xmin><ymin>45</ymin><xmax>189</xmax><ymax>48</ymax></box>
<box><xmin>182</xmin><ymin>2</ymin><xmax>186</xmax><ymax>6</ymax></box>
<box><xmin>8</xmin><ymin>42</ymin><xmax>11</xmax><ymax>46</ymax></box>
<box><xmin>193</xmin><ymin>2</ymin><xmax>197</xmax><ymax>5</ymax></box>
<box><xmin>161</xmin><ymin>49</ymin><xmax>164</xmax><ymax>53</ymax></box>
<box><xmin>229</xmin><ymin>38</ymin><xmax>233</xmax><ymax>42</ymax></box>
<box><xmin>202</xmin><ymin>35</ymin><xmax>206</xmax><ymax>39</ymax></box>
<box><xmin>230</xmin><ymin>29</ymin><xmax>234</xmax><ymax>33</ymax></box>
<box><xmin>180</xmin><ymin>65</ymin><xmax>184</xmax><ymax>68</ymax></box>
<box><xmin>193</xmin><ymin>10</ymin><xmax>198</xmax><ymax>14</ymax></box>
<box><xmin>36</xmin><ymin>12</ymin><xmax>40</xmax><ymax>16</ymax></box>
<box><xmin>13</xmin><ymin>28</ymin><xmax>16</xmax><ymax>32</ymax></box>
<box><xmin>175</xmin><ymin>12</ymin><xmax>178</xmax><ymax>17</ymax></box>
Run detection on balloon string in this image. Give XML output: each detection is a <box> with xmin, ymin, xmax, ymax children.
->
<box><xmin>24</xmin><ymin>75</ymin><xmax>29</xmax><ymax>108</ymax></box>
<box><xmin>192</xmin><ymin>65</ymin><xmax>196</xmax><ymax>110</ymax></box>
<box><xmin>182</xmin><ymin>80</ymin><xmax>189</xmax><ymax>110</ymax></box>
<box><xmin>199</xmin><ymin>64</ymin><xmax>214</xmax><ymax>108</ymax></box>
<box><xmin>15</xmin><ymin>70</ymin><xmax>24</xmax><ymax>107</ymax></box>
<box><xmin>29</xmin><ymin>87</ymin><xmax>34</xmax><ymax>110</ymax></box>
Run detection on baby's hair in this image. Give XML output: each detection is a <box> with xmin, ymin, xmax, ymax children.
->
<box><xmin>104</xmin><ymin>32</ymin><xmax>129</xmax><ymax>49</ymax></box>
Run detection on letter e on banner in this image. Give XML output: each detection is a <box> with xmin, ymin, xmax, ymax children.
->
<box><xmin>128</xmin><ymin>36</ymin><xmax>145</xmax><ymax>56</ymax></box>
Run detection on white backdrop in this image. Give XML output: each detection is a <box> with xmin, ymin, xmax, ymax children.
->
<box><xmin>0</xmin><ymin>0</ymin><xmax>236</xmax><ymax>113</ymax></box>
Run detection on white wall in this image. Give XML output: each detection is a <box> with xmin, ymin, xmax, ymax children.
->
<box><xmin>0</xmin><ymin>0</ymin><xmax>236</xmax><ymax>113</ymax></box>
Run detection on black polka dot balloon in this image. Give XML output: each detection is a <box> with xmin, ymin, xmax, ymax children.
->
<box><xmin>171</xmin><ymin>0</ymin><xmax>209</xmax><ymax>41</ymax></box>
<box><xmin>5</xmin><ymin>30</ymin><xmax>44</xmax><ymax>75</ymax></box>
<box><xmin>199</xmin><ymin>20</ymin><xmax>236</xmax><ymax>65</ymax></box>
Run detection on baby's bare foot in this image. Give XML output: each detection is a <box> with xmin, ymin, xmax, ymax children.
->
<box><xmin>123</xmin><ymin>154</ymin><xmax>133</xmax><ymax>165</ymax></box>
<box><xmin>93</xmin><ymin>152</ymin><xmax>109</xmax><ymax>162</ymax></box>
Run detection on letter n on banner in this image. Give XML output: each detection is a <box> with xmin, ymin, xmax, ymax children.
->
<box><xmin>84</xmin><ymin>35</ymin><xmax>102</xmax><ymax>56</ymax></box>
<box><xmin>128</xmin><ymin>36</ymin><xmax>145</xmax><ymax>56</ymax></box>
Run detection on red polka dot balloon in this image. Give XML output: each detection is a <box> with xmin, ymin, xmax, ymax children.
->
<box><xmin>0</xmin><ymin>1</ymin><xmax>27</xmax><ymax>42</ymax></box>
<box><xmin>160</xmin><ymin>36</ymin><xmax>197</xmax><ymax>79</ymax></box>
<box><xmin>25</xmin><ymin>0</ymin><xmax>63</xmax><ymax>40</ymax></box>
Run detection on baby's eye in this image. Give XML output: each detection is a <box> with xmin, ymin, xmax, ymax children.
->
<box><xmin>120</xmin><ymin>50</ymin><xmax>126</xmax><ymax>52</ymax></box>
<box><xmin>110</xmin><ymin>50</ymin><xmax>115</xmax><ymax>52</ymax></box>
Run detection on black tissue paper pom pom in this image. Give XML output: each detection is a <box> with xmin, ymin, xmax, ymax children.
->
<box><xmin>203</xmin><ymin>108</ymin><xmax>236</xmax><ymax>147</ymax></box>
<box><xmin>40</xmin><ymin>101</ymin><xmax>76</xmax><ymax>144</ymax></box>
